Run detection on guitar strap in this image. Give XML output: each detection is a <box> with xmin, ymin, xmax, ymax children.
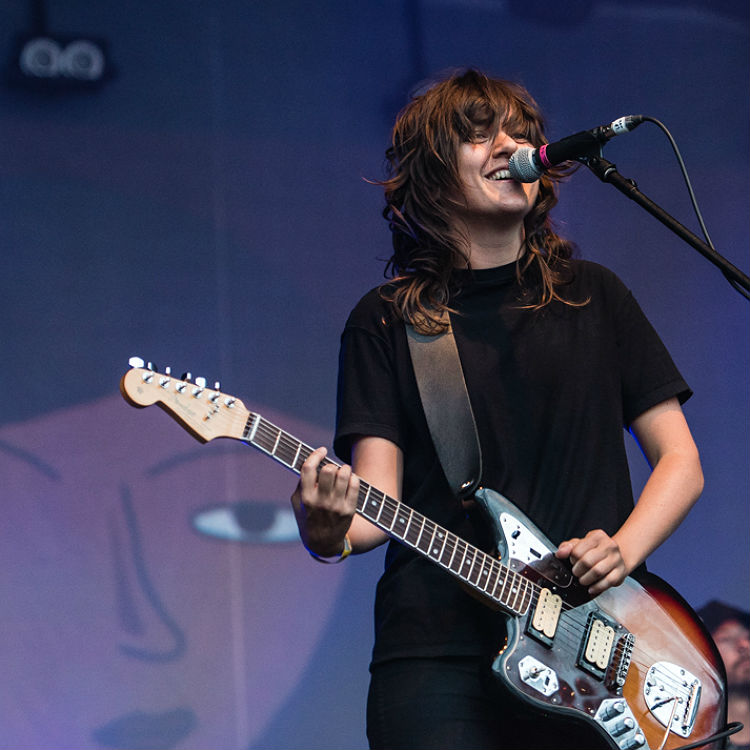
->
<box><xmin>406</xmin><ymin>312</ymin><xmax>483</xmax><ymax>500</ymax></box>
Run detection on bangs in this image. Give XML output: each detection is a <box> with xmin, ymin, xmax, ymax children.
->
<box><xmin>450</xmin><ymin>75</ymin><xmax>546</xmax><ymax>146</ymax></box>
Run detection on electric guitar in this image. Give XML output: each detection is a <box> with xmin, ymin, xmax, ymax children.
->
<box><xmin>120</xmin><ymin>360</ymin><xmax>727</xmax><ymax>750</ymax></box>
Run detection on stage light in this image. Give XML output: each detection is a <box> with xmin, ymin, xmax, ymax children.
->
<box><xmin>8</xmin><ymin>33</ymin><xmax>113</xmax><ymax>91</ymax></box>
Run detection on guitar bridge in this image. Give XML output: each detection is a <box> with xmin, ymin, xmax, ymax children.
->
<box><xmin>606</xmin><ymin>632</ymin><xmax>635</xmax><ymax>690</ymax></box>
<box><xmin>644</xmin><ymin>662</ymin><xmax>701</xmax><ymax>738</ymax></box>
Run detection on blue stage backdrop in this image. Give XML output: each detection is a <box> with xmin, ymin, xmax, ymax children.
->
<box><xmin>1</xmin><ymin>2</ymin><xmax>747</xmax><ymax>748</ymax></box>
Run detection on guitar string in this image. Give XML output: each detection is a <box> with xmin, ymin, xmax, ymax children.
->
<box><xmin>254</xmin><ymin>422</ymin><xmax>692</xmax><ymax>694</ymax></box>
<box><xmin>251</xmin><ymin>419</ymin><xmax>697</xmax><ymax>698</ymax></box>
<box><xmin>256</xmin><ymin>422</ymin><xmax>695</xmax><ymax>696</ymax></box>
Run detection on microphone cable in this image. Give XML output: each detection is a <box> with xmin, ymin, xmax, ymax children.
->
<box><xmin>640</xmin><ymin>116</ymin><xmax>749</xmax><ymax>301</ymax></box>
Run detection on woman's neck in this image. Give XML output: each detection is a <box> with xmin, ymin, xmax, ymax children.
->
<box><xmin>463</xmin><ymin>222</ymin><xmax>525</xmax><ymax>269</ymax></box>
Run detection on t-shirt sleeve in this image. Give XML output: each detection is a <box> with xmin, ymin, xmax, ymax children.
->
<box><xmin>333</xmin><ymin>304</ymin><xmax>407</xmax><ymax>464</ymax></box>
<box><xmin>614</xmin><ymin>284</ymin><xmax>692</xmax><ymax>426</ymax></box>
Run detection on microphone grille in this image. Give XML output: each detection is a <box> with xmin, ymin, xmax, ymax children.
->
<box><xmin>509</xmin><ymin>148</ymin><xmax>542</xmax><ymax>183</ymax></box>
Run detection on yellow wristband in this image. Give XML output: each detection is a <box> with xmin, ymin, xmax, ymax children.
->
<box><xmin>307</xmin><ymin>534</ymin><xmax>352</xmax><ymax>564</ymax></box>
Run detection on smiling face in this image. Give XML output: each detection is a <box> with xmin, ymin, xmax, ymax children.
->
<box><xmin>454</xmin><ymin>127</ymin><xmax>540</xmax><ymax>230</ymax></box>
<box><xmin>383</xmin><ymin>71</ymin><xmax>561</xmax><ymax>272</ymax></box>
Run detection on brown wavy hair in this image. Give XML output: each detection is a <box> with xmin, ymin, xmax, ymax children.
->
<box><xmin>380</xmin><ymin>68</ymin><xmax>582</xmax><ymax>333</ymax></box>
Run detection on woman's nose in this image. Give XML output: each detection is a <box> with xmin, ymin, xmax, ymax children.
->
<box><xmin>491</xmin><ymin>131</ymin><xmax>518</xmax><ymax>156</ymax></box>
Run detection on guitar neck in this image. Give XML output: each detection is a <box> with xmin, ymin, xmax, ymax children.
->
<box><xmin>244</xmin><ymin>412</ymin><xmax>534</xmax><ymax>616</ymax></box>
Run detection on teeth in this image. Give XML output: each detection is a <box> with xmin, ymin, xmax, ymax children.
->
<box><xmin>488</xmin><ymin>169</ymin><xmax>511</xmax><ymax>181</ymax></box>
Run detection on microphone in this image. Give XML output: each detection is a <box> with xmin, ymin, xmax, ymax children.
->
<box><xmin>508</xmin><ymin>115</ymin><xmax>645</xmax><ymax>182</ymax></box>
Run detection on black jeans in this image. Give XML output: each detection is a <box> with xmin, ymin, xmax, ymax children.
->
<box><xmin>366</xmin><ymin>656</ymin><xmax>605</xmax><ymax>750</ymax></box>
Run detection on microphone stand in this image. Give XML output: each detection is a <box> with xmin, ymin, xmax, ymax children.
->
<box><xmin>580</xmin><ymin>154</ymin><xmax>750</xmax><ymax>296</ymax></box>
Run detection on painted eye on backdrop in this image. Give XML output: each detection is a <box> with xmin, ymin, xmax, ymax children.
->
<box><xmin>191</xmin><ymin>501</ymin><xmax>299</xmax><ymax>544</ymax></box>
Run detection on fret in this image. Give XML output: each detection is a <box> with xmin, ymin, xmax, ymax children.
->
<box><xmin>255</xmin><ymin>420</ymin><xmax>277</xmax><ymax>454</ymax></box>
<box><xmin>413</xmin><ymin>517</ymin><xmax>428</xmax><ymax>550</ymax></box>
<box><xmin>514</xmin><ymin>579</ymin><xmax>528</xmax><ymax>614</ymax></box>
<box><xmin>372</xmin><ymin>489</ymin><xmax>386</xmax><ymax>524</ymax></box>
<box><xmin>431</xmin><ymin>529</ymin><xmax>449</xmax><ymax>563</ymax></box>
<box><xmin>457</xmin><ymin>541</ymin><xmax>471</xmax><ymax>580</ymax></box>
<box><xmin>418</xmin><ymin>521</ymin><xmax>437</xmax><ymax>556</ymax></box>
<box><xmin>427</xmin><ymin>525</ymin><xmax>440</xmax><ymax>556</ymax></box>
<box><xmin>243</xmin><ymin>413</ymin><xmax>258</xmax><ymax>442</ymax></box>
<box><xmin>468</xmin><ymin>549</ymin><xmax>483</xmax><ymax>586</ymax></box>
<box><xmin>404</xmin><ymin>513</ymin><xmax>422</xmax><ymax>547</ymax></box>
<box><xmin>388</xmin><ymin>502</ymin><xmax>403</xmax><ymax>532</ymax></box>
<box><xmin>291</xmin><ymin>442</ymin><xmax>302</xmax><ymax>472</ymax></box>
<box><xmin>478</xmin><ymin>559</ymin><xmax>492</xmax><ymax>592</ymax></box>
<box><xmin>379</xmin><ymin>499</ymin><xmax>396</xmax><ymax>529</ymax></box>
<box><xmin>463</xmin><ymin>548</ymin><xmax>477</xmax><ymax>584</ymax></box>
<box><xmin>484</xmin><ymin>560</ymin><xmax>500</xmax><ymax>597</ymax></box>
<box><xmin>360</xmin><ymin>485</ymin><xmax>379</xmax><ymax>521</ymax></box>
<box><xmin>508</xmin><ymin>576</ymin><xmax>524</xmax><ymax>613</ymax></box>
<box><xmin>356</xmin><ymin>483</ymin><xmax>369</xmax><ymax>514</ymax></box>
<box><xmin>445</xmin><ymin>536</ymin><xmax>459</xmax><ymax>571</ymax></box>
<box><xmin>518</xmin><ymin>580</ymin><xmax>534</xmax><ymax>614</ymax></box>
<box><xmin>495</xmin><ymin>566</ymin><xmax>511</xmax><ymax>606</ymax></box>
<box><xmin>271</xmin><ymin>428</ymin><xmax>282</xmax><ymax>456</ymax></box>
<box><xmin>391</xmin><ymin>505</ymin><xmax>412</xmax><ymax>542</ymax></box>
<box><xmin>275</xmin><ymin>433</ymin><xmax>297</xmax><ymax>467</ymax></box>
<box><xmin>390</xmin><ymin>505</ymin><xmax>403</xmax><ymax>532</ymax></box>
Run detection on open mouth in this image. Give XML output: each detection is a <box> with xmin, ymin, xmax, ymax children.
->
<box><xmin>485</xmin><ymin>168</ymin><xmax>512</xmax><ymax>181</ymax></box>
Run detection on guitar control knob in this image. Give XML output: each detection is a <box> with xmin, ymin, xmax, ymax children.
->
<box><xmin>621</xmin><ymin>732</ymin><xmax>645</xmax><ymax>749</ymax></box>
<box><xmin>601</xmin><ymin>700</ymin><xmax>625</xmax><ymax>720</ymax></box>
<box><xmin>611</xmin><ymin>718</ymin><xmax>635</xmax><ymax>737</ymax></box>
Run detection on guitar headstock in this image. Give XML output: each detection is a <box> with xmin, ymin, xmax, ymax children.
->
<box><xmin>120</xmin><ymin>357</ymin><xmax>250</xmax><ymax>443</ymax></box>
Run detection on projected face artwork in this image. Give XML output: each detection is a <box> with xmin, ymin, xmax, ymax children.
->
<box><xmin>0</xmin><ymin>395</ymin><xmax>347</xmax><ymax>748</ymax></box>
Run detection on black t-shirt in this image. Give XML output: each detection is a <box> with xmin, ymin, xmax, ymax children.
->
<box><xmin>334</xmin><ymin>258</ymin><xmax>691</xmax><ymax>666</ymax></box>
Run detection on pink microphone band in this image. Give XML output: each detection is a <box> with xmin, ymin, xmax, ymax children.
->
<box><xmin>538</xmin><ymin>144</ymin><xmax>552</xmax><ymax>168</ymax></box>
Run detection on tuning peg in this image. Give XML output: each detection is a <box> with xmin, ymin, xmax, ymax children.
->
<box><xmin>209</xmin><ymin>382</ymin><xmax>222</xmax><ymax>403</ymax></box>
<box><xmin>192</xmin><ymin>376</ymin><xmax>206</xmax><ymax>397</ymax></box>
<box><xmin>181</xmin><ymin>372</ymin><xmax>192</xmax><ymax>382</ymax></box>
<box><xmin>128</xmin><ymin>356</ymin><xmax>145</xmax><ymax>369</ymax></box>
<box><xmin>147</xmin><ymin>361</ymin><xmax>157</xmax><ymax>372</ymax></box>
